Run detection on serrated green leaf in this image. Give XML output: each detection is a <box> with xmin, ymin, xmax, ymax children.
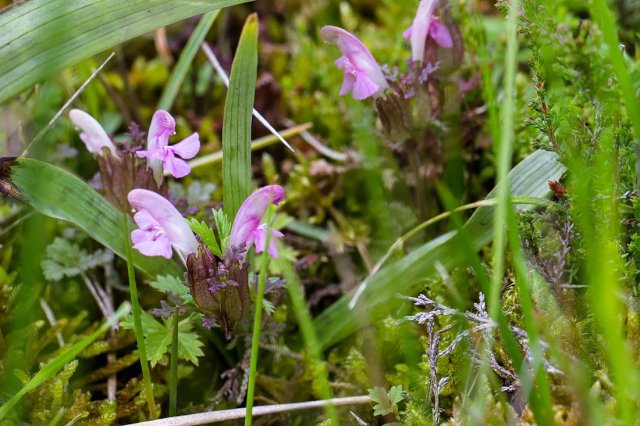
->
<box><xmin>121</xmin><ymin>311</ymin><xmax>204</xmax><ymax>366</ymax></box>
<box><xmin>41</xmin><ymin>237</ymin><xmax>113</xmax><ymax>281</ymax></box>
<box><xmin>149</xmin><ymin>275</ymin><xmax>193</xmax><ymax>304</ymax></box>
<box><xmin>146</xmin><ymin>325</ymin><xmax>173</xmax><ymax>366</ymax></box>
<box><xmin>369</xmin><ymin>386</ymin><xmax>394</xmax><ymax>416</ymax></box>
<box><xmin>212</xmin><ymin>208</ymin><xmax>232</xmax><ymax>252</ymax></box>
<box><xmin>388</xmin><ymin>385</ymin><xmax>404</xmax><ymax>405</ymax></box>
<box><xmin>177</xmin><ymin>318</ymin><xmax>205</xmax><ymax>366</ymax></box>
<box><xmin>188</xmin><ymin>218</ymin><xmax>222</xmax><ymax>256</ymax></box>
<box><xmin>314</xmin><ymin>150</ymin><xmax>566</xmax><ymax>348</ymax></box>
<box><xmin>0</xmin><ymin>0</ymin><xmax>252</xmax><ymax>104</ymax></box>
<box><xmin>262</xmin><ymin>299</ymin><xmax>276</xmax><ymax>315</ymax></box>
<box><xmin>222</xmin><ymin>13</ymin><xmax>258</xmax><ymax>218</ymax></box>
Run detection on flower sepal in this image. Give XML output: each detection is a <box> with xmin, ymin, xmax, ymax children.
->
<box><xmin>186</xmin><ymin>245</ymin><xmax>250</xmax><ymax>339</ymax></box>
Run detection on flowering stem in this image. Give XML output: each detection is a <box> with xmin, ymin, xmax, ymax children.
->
<box><xmin>169</xmin><ymin>308</ymin><xmax>180</xmax><ymax>416</ymax></box>
<box><xmin>123</xmin><ymin>217</ymin><xmax>157</xmax><ymax>419</ymax></box>
<box><xmin>244</xmin><ymin>205</ymin><xmax>276</xmax><ymax>426</ymax></box>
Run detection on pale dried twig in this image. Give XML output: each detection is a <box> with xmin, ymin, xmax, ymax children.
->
<box><xmin>201</xmin><ymin>43</ymin><xmax>294</xmax><ymax>152</ymax></box>
<box><xmin>128</xmin><ymin>396</ymin><xmax>372</xmax><ymax>426</ymax></box>
<box><xmin>22</xmin><ymin>52</ymin><xmax>116</xmax><ymax>156</ymax></box>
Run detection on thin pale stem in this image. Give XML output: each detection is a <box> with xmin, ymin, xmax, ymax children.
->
<box><xmin>128</xmin><ymin>396</ymin><xmax>371</xmax><ymax>426</ymax></box>
<box><xmin>201</xmin><ymin>43</ymin><xmax>294</xmax><ymax>152</ymax></box>
<box><xmin>39</xmin><ymin>299</ymin><xmax>64</xmax><ymax>348</ymax></box>
<box><xmin>22</xmin><ymin>52</ymin><xmax>115</xmax><ymax>156</ymax></box>
<box><xmin>81</xmin><ymin>272</ymin><xmax>112</xmax><ymax>320</ymax></box>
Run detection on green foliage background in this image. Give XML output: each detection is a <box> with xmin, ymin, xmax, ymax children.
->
<box><xmin>2</xmin><ymin>0</ymin><xmax>640</xmax><ymax>424</ymax></box>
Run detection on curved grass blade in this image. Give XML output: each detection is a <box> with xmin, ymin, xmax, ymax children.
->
<box><xmin>276</xmin><ymin>257</ymin><xmax>339</xmax><ymax>423</ymax></box>
<box><xmin>487</xmin><ymin>1</ymin><xmax>553</xmax><ymax>421</ymax></box>
<box><xmin>222</xmin><ymin>13</ymin><xmax>258</xmax><ymax>218</ymax></box>
<box><xmin>0</xmin><ymin>302</ymin><xmax>131</xmax><ymax>419</ymax></box>
<box><xmin>157</xmin><ymin>10</ymin><xmax>220</xmax><ymax>111</ymax></box>
<box><xmin>314</xmin><ymin>149</ymin><xmax>566</xmax><ymax>349</ymax></box>
<box><xmin>0</xmin><ymin>0</ymin><xmax>251</xmax><ymax>104</ymax></box>
<box><xmin>3</xmin><ymin>158</ymin><xmax>181</xmax><ymax>277</ymax></box>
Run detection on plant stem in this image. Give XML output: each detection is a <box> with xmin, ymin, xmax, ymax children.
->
<box><xmin>488</xmin><ymin>1</ymin><xmax>554</xmax><ymax>423</ymax></box>
<box><xmin>169</xmin><ymin>308</ymin><xmax>180</xmax><ymax>417</ymax></box>
<box><xmin>123</xmin><ymin>217</ymin><xmax>157</xmax><ymax>419</ymax></box>
<box><xmin>245</xmin><ymin>206</ymin><xmax>275</xmax><ymax>426</ymax></box>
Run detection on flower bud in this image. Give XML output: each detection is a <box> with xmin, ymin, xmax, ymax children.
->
<box><xmin>98</xmin><ymin>153</ymin><xmax>164</xmax><ymax>213</ymax></box>
<box><xmin>187</xmin><ymin>245</ymin><xmax>249</xmax><ymax>338</ymax></box>
<box><xmin>374</xmin><ymin>91</ymin><xmax>412</xmax><ymax>141</ymax></box>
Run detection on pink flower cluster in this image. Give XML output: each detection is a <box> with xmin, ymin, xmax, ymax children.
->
<box><xmin>69</xmin><ymin>109</ymin><xmax>200</xmax><ymax>180</ymax></box>
<box><xmin>321</xmin><ymin>0</ymin><xmax>452</xmax><ymax>100</ymax></box>
<box><xmin>129</xmin><ymin>186</ymin><xmax>285</xmax><ymax>260</ymax></box>
<box><xmin>136</xmin><ymin>110</ymin><xmax>200</xmax><ymax>179</ymax></box>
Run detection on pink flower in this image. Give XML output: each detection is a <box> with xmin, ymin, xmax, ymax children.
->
<box><xmin>128</xmin><ymin>189</ymin><xmax>198</xmax><ymax>259</ymax></box>
<box><xmin>320</xmin><ymin>26</ymin><xmax>388</xmax><ymax>100</ymax></box>
<box><xmin>69</xmin><ymin>109</ymin><xmax>118</xmax><ymax>157</ymax></box>
<box><xmin>229</xmin><ymin>185</ymin><xmax>285</xmax><ymax>258</ymax></box>
<box><xmin>406</xmin><ymin>0</ymin><xmax>452</xmax><ymax>63</ymax></box>
<box><xmin>136</xmin><ymin>110</ymin><xmax>200</xmax><ymax>179</ymax></box>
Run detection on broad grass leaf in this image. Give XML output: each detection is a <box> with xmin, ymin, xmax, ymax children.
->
<box><xmin>0</xmin><ymin>0</ymin><xmax>251</xmax><ymax>103</ymax></box>
<box><xmin>222</xmin><ymin>13</ymin><xmax>258</xmax><ymax>218</ymax></box>
<box><xmin>7</xmin><ymin>158</ymin><xmax>181</xmax><ymax>277</ymax></box>
<box><xmin>314</xmin><ymin>150</ymin><xmax>566</xmax><ymax>349</ymax></box>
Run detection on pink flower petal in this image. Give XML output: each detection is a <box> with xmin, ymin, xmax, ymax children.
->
<box><xmin>131</xmin><ymin>228</ymin><xmax>151</xmax><ymax>245</ymax></box>
<box><xmin>253</xmin><ymin>224</ymin><xmax>284</xmax><ymax>259</ymax></box>
<box><xmin>133</xmin><ymin>236</ymin><xmax>173</xmax><ymax>259</ymax></box>
<box><xmin>403</xmin><ymin>25</ymin><xmax>413</xmax><ymax>40</ymax></box>
<box><xmin>171</xmin><ymin>133</ymin><xmax>200</xmax><ymax>159</ymax></box>
<box><xmin>352</xmin><ymin>70</ymin><xmax>380</xmax><ymax>100</ymax></box>
<box><xmin>69</xmin><ymin>109</ymin><xmax>118</xmax><ymax>157</ymax></box>
<box><xmin>135</xmin><ymin>149</ymin><xmax>150</xmax><ymax>159</ymax></box>
<box><xmin>229</xmin><ymin>185</ymin><xmax>285</xmax><ymax>252</ymax></box>
<box><xmin>133</xmin><ymin>209</ymin><xmax>160</xmax><ymax>230</ymax></box>
<box><xmin>147</xmin><ymin>110</ymin><xmax>175</xmax><ymax>151</ymax></box>
<box><xmin>410</xmin><ymin>0</ymin><xmax>438</xmax><ymax>63</ymax></box>
<box><xmin>339</xmin><ymin>71</ymin><xmax>356</xmax><ymax>97</ymax></box>
<box><xmin>128</xmin><ymin>189</ymin><xmax>198</xmax><ymax>257</ymax></box>
<box><xmin>164</xmin><ymin>154</ymin><xmax>192</xmax><ymax>179</ymax></box>
<box><xmin>267</xmin><ymin>229</ymin><xmax>284</xmax><ymax>258</ymax></box>
<box><xmin>321</xmin><ymin>25</ymin><xmax>388</xmax><ymax>100</ymax></box>
<box><xmin>429</xmin><ymin>20</ymin><xmax>453</xmax><ymax>48</ymax></box>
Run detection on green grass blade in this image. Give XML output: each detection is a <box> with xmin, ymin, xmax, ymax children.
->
<box><xmin>0</xmin><ymin>302</ymin><xmax>131</xmax><ymax>419</ymax></box>
<box><xmin>123</xmin><ymin>217</ymin><xmax>157</xmax><ymax>418</ymax></box>
<box><xmin>157</xmin><ymin>10</ymin><xmax>220</xmax><ymax>111</ymax></box>
<box><xmin>314</xmin><ymin>149</ymin><xmax>565</xmax><ymax>349</ymax></box>
<box><xmin>276</xmin><ymin>258</ymin><xmax>339</xmax><ymax>424</ymax></box>
<box><xmin>590</xmin><ymin>0</ymin><xmax>640</xmax><ymax>139</ymax></box>
<box><xmin>0</xmin><ymin>0</ymin><xmax>252</xmax><ymax>104</ymax></box>
<box><xmin>489</xmin><ymin>0</ymin><xmax>554</xmax><ymax>423</ymax></box>
<box><xmin>222</xmin><ymin>13</ymin><xmax>258</xmax><ymax>218</ymax></box>
<box><xmin>5</xmin><ymin>158</ymin><xmax>181</xmax><ymax>277</ymax></box>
